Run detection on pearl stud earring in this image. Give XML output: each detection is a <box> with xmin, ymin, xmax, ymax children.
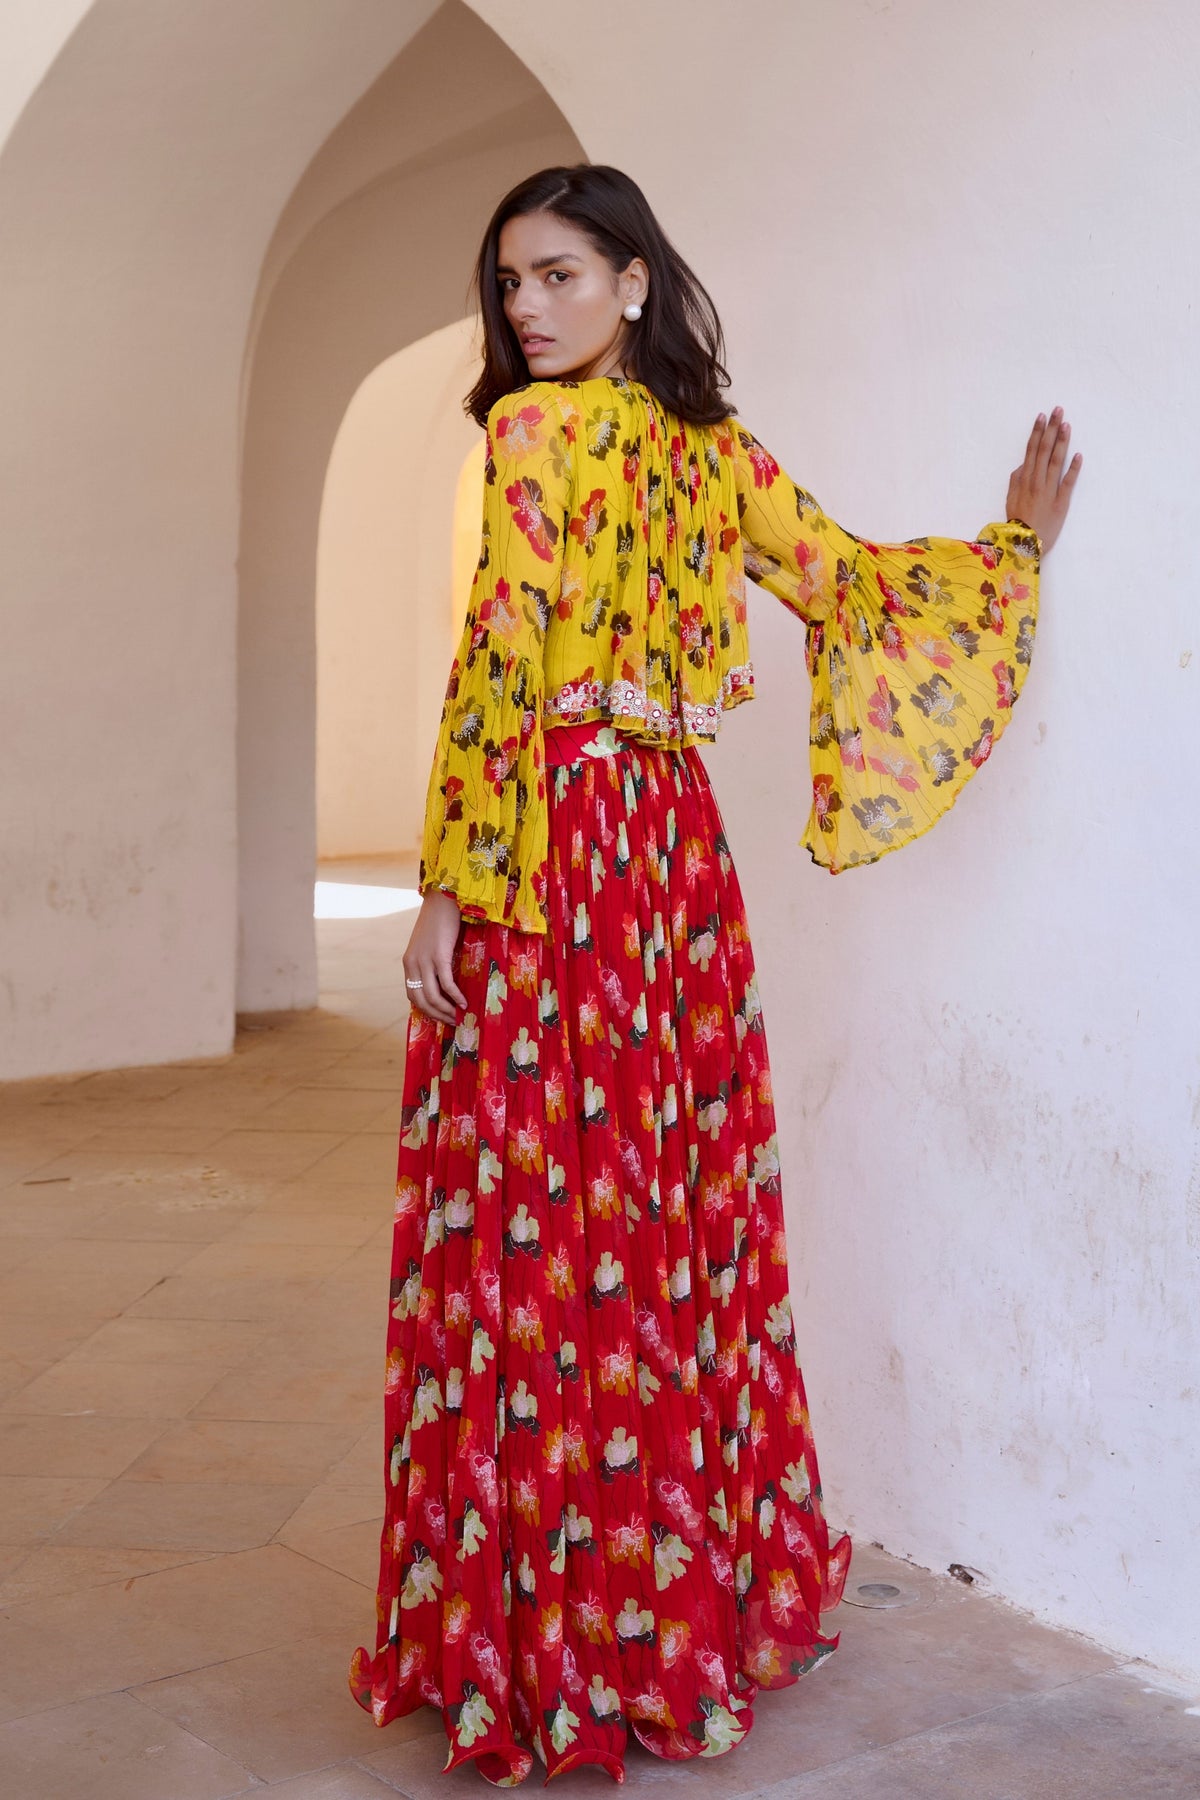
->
<box><xmin>622</xmin><ymin>302</ymin><xmax>643</xmax><ymax>321</ymax></box>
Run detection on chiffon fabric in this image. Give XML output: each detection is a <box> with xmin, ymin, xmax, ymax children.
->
<box><xmin>350</xmin><ymin>720</ymin><xmax>852</xmax><ymax>1783</ymax></box>
<box><xmin>417</xmin><ymin>375</ymin><xmax>1041</xmax><ymax>933</ymax></box>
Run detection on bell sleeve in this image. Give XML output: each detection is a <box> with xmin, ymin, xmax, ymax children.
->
<box><xmin>418</xmin><ymin>389</ymin><xmax>572</xmax><ymax>932</ymax></box>
<box><xmin>730</xmin><ymin>423</ymin><xmax>1041</xmax><ymax>872</ymax></box>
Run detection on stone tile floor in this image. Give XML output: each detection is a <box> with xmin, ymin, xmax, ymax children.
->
<box><xmin>0</xmin><ymin>854</ymin><xmax>1197</xmax><ymax>1798</ymax></box>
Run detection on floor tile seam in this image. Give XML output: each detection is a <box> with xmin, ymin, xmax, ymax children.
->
<box><xmin>111</xmin><ymin>1685</ymin><xmax>267</xmax><ymax>1787</ymax></box>
<box><xmin>207</xmin><ymin>1124</ymin><xmax>372</xmax><ymax>1138</ymax></box>
<box><xmin>184</xmin><ymin>1405</ymin><xmax>378</xmax><ymax>1429</ymax></box>
<box><xmin>354</xmin><ymin>1749</ymin><xmax>453</xmax><ymax>1792</ymax></box>
<box><xmin>0</xmin><ymin>1471</ymin><xmax>116</xmax><ymax>1535</ymax></box>
<box><xmin>746</xmin><ymin>1661</ymin><xmax>1137</xmax><ymax>1796</ymax></box>
<box><xmin>349</xmin><ymin>1750</ymin><xmax>429</xmax><ymax>1793</ymax></box>
<box><xmin>9</xmin><ymin>1350</ymin><xmax>259</xmax><ymax>1382</ymax></box>
<box><xmin>276</xmin><ymin>1539</ymin><xmax>376</xmax><ymax>1590</ymax></box>
<box><xmin>0</xmin><ymin>1546</ymin><xmax>221</xmax><ymax>1607</ymax></box>
<box><xmin>0</xmin><ymin>1411</ymin><xmax>182</xmax><ymax>1482</ymax></box>
<box><xmin>0</xmin><ymin>1620</ymin><xmax>366</xmax><ymax>1732</ymax></box>
<box><xmin>5</xmin><ymin>1226</ymin><xmax>260</xmax><ymax>1247</ymax></box>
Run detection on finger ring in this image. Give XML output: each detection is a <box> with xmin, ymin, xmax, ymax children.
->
<box><xmin>405</xmin><ymin>979</ymin><xmax>424</xmax><ymax>990</ymax></box>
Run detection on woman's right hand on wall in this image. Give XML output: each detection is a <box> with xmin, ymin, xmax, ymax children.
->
<box><xmin>403</xmin><ymin>888</ymin><xmax>468</xmax><ymax>1026</ymax></box>
<box><xmin>1006</xmin><ymin>406</ymin><xmax>1083</xmax><ymax>556</ymax></box>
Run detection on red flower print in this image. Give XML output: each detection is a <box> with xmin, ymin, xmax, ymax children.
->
<box><xmin>794</xmin><ymin>539</ymin><xmax>816</xmax><ymax>569</ymax></box>
<box><xmin>867</xmin><ymin>750</ymin><xmax>921</xmax><ymax>793</ymax></box>
<box><xmin>812</xmin><ymin>773</ymin><xmax>843</xmax><ymax>831</ymax></box>
<box><xmin>495</xmin><ymin>402</ymin><xmax>547</xmax><ymax>458</ymax></box>
<box><xmin>741</xmin><ymin>434</ymin><xmax>780</xmax><ymax>489</ymax></box>
<box><xmin>483</xmin><ymin>735</ymin><xmax>519</xmax><ymax>795</ymax></box>
<box><xmin>969</xmin><ymin>540</ymin><xmax>1001</xmax><ymax>570</ymax></box>
<box><xmin>679</xmin><ymin>604</ymin><xmax>705</xmax><ymax>656</ymax></box>
<box><xmin>977</xmin><ymin>588</ymin><xmax>1008</xmax><ymax>636</ymax></box>
<box><xmin>837</xmin><ymin>727</ymin><xmax>865</xmax><ymax>772</ymax></box>
<box><xmin>965</xmin><ymin>721</ymin><xmax>996</xmax><ymax>767</ymax></box>
<box><xmin>876</xmin><ymin>569</ymin><xmax>906</xmax><ymax>614</ymax></box>
<box><xmin>505</xmin><ymin>478</ymin><xmax>560</xmax><ymax>564</ymax></box>
<box><xmin>992</xmin><ymin>660</ymin><xmax>1016</xmax><ymax>709</ymax></box>
<box><xmin>912</xmin><ymin>633</ymin><xmax>954</xmax><ymax>670</ymax></box>
<box><xmin>879</xmin><ymin>618</ymin><xmax>907</xmax><ymax>661</ymax></box>
<box><xmin>866</xmin><ymin>675</ymin><xmax>901</xmax><ymax>736</ymax></box>
<box><xmin>685</xmin><ymin>450</ymin><xmax>701</xmax><ymax>505</ymax></box>
<box><xmin>567</xmin><ymin>489</ymin><xmax>609</xmax><ymax>555</ymax></box>
<box><xmin>480</xmin><ymin>578</ymin><xmax>518</xmax><ymax>637</ymax></box>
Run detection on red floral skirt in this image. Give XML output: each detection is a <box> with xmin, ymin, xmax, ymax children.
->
<box><xmin>349</xmin><ymin>721</ymin><xmax>851</xmax><ymax>1785</ymax></box>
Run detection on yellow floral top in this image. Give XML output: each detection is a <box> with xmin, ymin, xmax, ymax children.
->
<box><xmin>420</xmin><ymin>374</ymin><xmax>1040</xmax><ymax>934</ymax></box>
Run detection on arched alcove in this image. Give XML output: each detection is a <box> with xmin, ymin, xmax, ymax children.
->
<box><xmin>315</xmin><ymin>317</ymin><xmax>484</xmax><ymax>862</ymax></box>
<box><xmin>236</xmin><ymin>4</ymin><xmax>585</xmax><ymax>1010</ymax></box>
<box><xmin>0</xmin><ymin>0</ymin><xmax>583</xmax><ymax>1075</ymax></box>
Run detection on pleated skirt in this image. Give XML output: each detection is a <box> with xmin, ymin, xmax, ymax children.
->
<box><xmin>349</xmin><ymin>721</ymin><xmax>851</xmax><ymax>1785</ymax></box>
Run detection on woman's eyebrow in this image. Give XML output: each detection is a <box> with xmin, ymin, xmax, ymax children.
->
<box><xmin>495</xmin><ymin>252</ymin><xmax>584</xmax><ymax>274</ymax></box>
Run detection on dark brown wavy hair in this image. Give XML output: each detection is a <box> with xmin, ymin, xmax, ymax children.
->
<box><xmin>463</xmin><ymin>164</ymin><xmax>736</xmax><ymax>429</ymax></box>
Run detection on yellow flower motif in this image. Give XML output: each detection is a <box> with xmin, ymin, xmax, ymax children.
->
<box><xmin>615</xmin><ymin>1600</ymin><xmax>655</xmax><ymax>1643</ymax></box>
<box><xmin>508</xmin><ymin>1379</ymin><xmax>538</xmax><ymax>1423</ymax></box>
<box><xmin>400</xmin><ymin>1551</ymin><xmax>442</xmax><ymax>1609</ymax></box>
<box><xmin>697</xmin><ymin>1699</ymin><xmax>747</xmax><ymax>1755</ymax></box>
<box><xmin>592</xmin><ymin>1250</ymin><xmax>625</xmax><ymax>1294</ymax></box>
<box><xmin>454</xmin><ymin>1686</ymin><xmax>496</xmax><ymax>1748</ymax></box>
<box><xmin>470</xmin><ymin>1322</ymin><xmax>495</xmax><ymax>1374</ymax></box>
<box><xmin>588</xmin><ymin>1674</ymin><xmax>621</xmax><ymax>1718</ymax></box>
<box><xmin>603</xmin><ymin>1425</ymin><xmax>638</xmax><ymax>1471</ymax></box>
<box><xmin>653</xmin><ymin>1532</ymin><xmax>694</xmax><ymax>1590</ymax></box>
<box><xmin>781</xmin><ymin>1458</ymin><xmax>812</xmax><ymax>1506</ymax></box>
<box><xmin>765</xmin><ymin>1297</ymin><xmax>794</xmax><ymax>1345</ymax></box>
<box><xmin>412</xmin><ymin>1372</ymin><xmax>442</xmax><ymax>1428</ymax></box>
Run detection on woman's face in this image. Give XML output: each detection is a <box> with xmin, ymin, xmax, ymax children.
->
<box><xmin>496</xmin><ymin>211</ymin><xmax>648</xmax><ymax>383</ymax></box>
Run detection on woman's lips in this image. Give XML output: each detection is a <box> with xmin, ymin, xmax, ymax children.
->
<box><xmin>523</xmin><ymin>337</ymin><xmax>553</xmax><ymax>352</ymax></box>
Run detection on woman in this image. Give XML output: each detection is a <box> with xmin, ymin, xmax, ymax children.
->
<box><xmin>349</xmin><ymin>164</ymin><xmax>1081</xmax><ymax>1786</ymax></box>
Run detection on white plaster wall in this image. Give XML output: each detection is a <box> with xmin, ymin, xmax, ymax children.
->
<box><xmin>316</xmin><ymin>319</ymin><xmax>480</xmax><ymax>858</ymax></box>
<box><xmin>0</xmin><ymin>0</ymin><xmax>441</xmax><ymax>1076</ymax></box>
<box><xmin>467</xmin><ymin>0</ymin><xmax>1200</xmax><ymax>1681</ymax></box>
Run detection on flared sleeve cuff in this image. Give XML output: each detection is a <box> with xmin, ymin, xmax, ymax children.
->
<box><xmin>419</xmin><ymin>620</ymin><xmax>549</xmax><ymax>933</ymax></box>
<box><xmin>801</xmin><ymin>518</ymin><xmax>1040</xmax><ymax>871</ymax></box>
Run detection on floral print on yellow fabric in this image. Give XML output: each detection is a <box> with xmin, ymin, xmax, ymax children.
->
<box><xmin>419</xmin><ymin>377</ymin><xmax>1039</xmax><ymax>930</ymax></box>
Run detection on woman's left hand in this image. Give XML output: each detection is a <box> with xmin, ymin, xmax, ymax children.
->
<box><xmin>1006</xmin><ymin>405</ymin><xmax>1083</xmax><ymax>556</ymax></box>
<box><xmin>403</xmin><ymin>888</ymin><xmax>467</xmax><ymax>1026</ymax></box>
